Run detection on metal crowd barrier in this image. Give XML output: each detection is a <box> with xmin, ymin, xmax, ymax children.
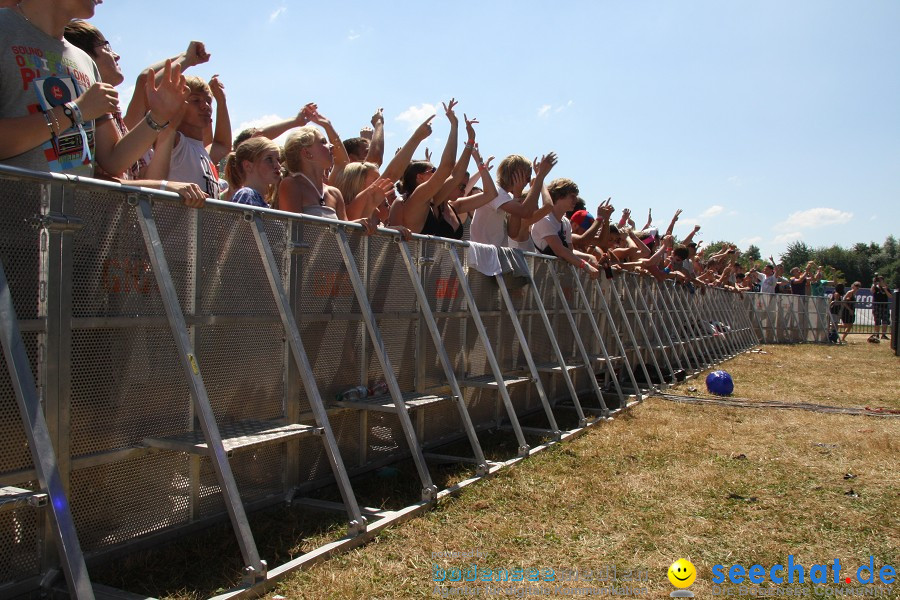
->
<box><xmin>0</xmin><ymin>166</ymin><xmax>776</xmax><ymax>598</ymax></box>
<box><xmin>744</xmin><ymin>292</ymin><xmax>832</xmax><ymax>344</ymax></box>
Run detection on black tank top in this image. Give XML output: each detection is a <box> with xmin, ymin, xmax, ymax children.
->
<box><xmin>420</xmin><ymin>202</ymin><xmax>464</xmax><ymax>240</ymax></box>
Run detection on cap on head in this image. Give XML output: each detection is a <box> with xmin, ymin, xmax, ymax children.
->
<box><xmin>571</xmin><ymin>210</ymin><xmax>594</xmax><ymax>230</ymax></box>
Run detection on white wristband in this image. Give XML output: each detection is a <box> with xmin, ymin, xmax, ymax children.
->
<box><xmin>159</xmin><ymin>180</ymin><xmax>168</xmax><ymax>190</ymax></box>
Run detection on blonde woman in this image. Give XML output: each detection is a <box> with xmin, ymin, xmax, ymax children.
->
<box><xmin>277</xmin><ymin>125</ymin><xmax>376</xmax><ymax>233</ymax></box>
<box><xmin>223</xmin><ymin>137</ymin><xmax>281</xmax><ymax>208</ymax></box>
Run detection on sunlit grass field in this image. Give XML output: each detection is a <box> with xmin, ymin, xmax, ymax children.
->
<box><xmin>93</xmin><ymin>341</ymin><xmax>900</xmax><ymax>599</ymax></box>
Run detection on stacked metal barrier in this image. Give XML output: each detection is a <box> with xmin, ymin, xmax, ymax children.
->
<box><xmin>0</xmin><ymin>166</ymin><xmax>788</xmax><ymax>598</ymax></box>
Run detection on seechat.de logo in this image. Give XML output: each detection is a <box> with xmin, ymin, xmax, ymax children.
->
<box><xmin>668</xmin><ymin>558</ymin><xmax>697</xmax><ymax>597</ymax></box>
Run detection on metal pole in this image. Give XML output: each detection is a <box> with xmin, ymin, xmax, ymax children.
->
<box><xmin>0</xmin><ymin>260</ymin><xmax>94</xmax><ymax>598</ymax></box>
<box><xmin>134</xmin><ymin>197</ymin><xmax>266</xmax><ymax>580</ymax></box>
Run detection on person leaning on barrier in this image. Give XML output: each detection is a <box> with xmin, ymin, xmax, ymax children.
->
<box><xmin>277</xmin><ymin>123</ymin><xmax>377</xmax><ymax>233</ymax></box>
<box><xmin>0</xmin><ymin>1</ymin><xmax>202</xmax><ymax>205</ymax></box>
<box><xmin>223</xmin><ymin>136</ymin><xmax>282</xmax><ymax>208</ymax></box>
<box><xmin>871</xmin><ymin>274</ymin><xmax>893</xmax><ymax>340</ymax></box>
<box><xmin>530</xmin><ymin>177</ymin><xmax>600</xmax><ymax>279</ymax></box>
<box><xmin>61</xmin><ymin>20</ymin><xmax>207</xmax><ymax>208</ymax></box>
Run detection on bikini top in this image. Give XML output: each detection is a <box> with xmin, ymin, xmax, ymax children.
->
<box><xmin>420</xmin><ymin>201</ymin><xmax>464</xmax><ymax>240</ymax></box>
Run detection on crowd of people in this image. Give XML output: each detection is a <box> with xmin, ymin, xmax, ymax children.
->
<box><xmin>0</xmin><ymin>0</ymin><xmax>891</xmax><ymax>344</ymax></box>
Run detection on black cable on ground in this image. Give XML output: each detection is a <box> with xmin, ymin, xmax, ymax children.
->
<box><xmin>654</xmin><ymin>392</ymin><xmax>900</xmax><ymax>418</ymax></box>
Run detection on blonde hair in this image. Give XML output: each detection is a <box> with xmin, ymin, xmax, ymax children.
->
<box><xmin>547</xmin><ymin>178</ymin><xmax>579</xmax><ymax>202</ymax></box>
<box><xmin>224</xmin><ymin>136</ymin><xmax>280</xmax><ymax>197</ymax></box>
<box><xmin>283</xmin><ymin>126</ymin><xmax>320</xmax><ymax>173</ymax></box>
<box><xmin>183</xmin><ymin>76</ymin><xmax>211</xmax><ymax>98</ymax></box>
<box><xmin>496</xmin><ymin>155</ymin><xmax>532</xmax><ymax>191</ymax></box>
<box><xmin>334</xmin><ymin>161</ymin><xmax>379</xmax><ymax>207</ymax></box>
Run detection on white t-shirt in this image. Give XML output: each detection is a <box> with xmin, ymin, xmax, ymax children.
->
<box><xmin>470</xmin><ymin>185</ymin><xmax>515</xmax><ymax>247</ymax></box>
<box><xmin>760</xmin><ymin>273</ymin><xmax>777</xmax><ymax>294</ymax></box>
<box><xmin>531</xmin><ymin>213</ymin><xmax>572</xmax><ymax>253</ymax></box>
<box><xmin>508</xmin><ymin>236</ymin><xmax>536</xmax><ymax>252</ymax></box>
<box><xmin>169</xmin><ymin>133</ymin><xmax>220</xmax><ymax>198</ymax></box>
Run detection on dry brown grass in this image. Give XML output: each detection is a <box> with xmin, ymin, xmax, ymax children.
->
<box><xmin>262</xmin><ymin>342</ymin><xmax>899</xmax><ymax>599</ymax></box>
<box><xmin>93</xmin><ymin>342</ymin><xmax>900</xmax><ymax>599</ymax></box>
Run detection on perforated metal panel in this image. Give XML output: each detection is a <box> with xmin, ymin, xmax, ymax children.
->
<box><xmin>69</xmin><ymin>327</ymin><xmax>191</xmax><ymax>456</ymax></box>
<box><xmin>196</xmin><ymin>210</ymin><xmax>278</xmax><ymax>317</ymax></box>
<box><xmin>0</xmin><ymin>503</ymin><xmax>40</xmax><ymax>585</ymax></box>
<box><xmin>421</xmin><ymin>400</ymin><xmax>463</xmax><ymax>444</ymax></box>
<box><xmin>196</xmin><ymin>323</ymin><xmax>284</xmax><ymax>423</ymax></box>
<box><xmin>0</xmin><ymin>179</ymin><xmax>41</xmax><ymax>320</ymax></box>
<box><xmin>199</xmin><ymin>445</ymin><xmax>286</xmax><ymax>518</ymax></box>
<box><xmin>0</xmin><ymin>331</ymin><xmax>38</xmax><ymax>473</ymax></box>
<box><xmin>69</xmin><ymin>453</ymin><xmax>190</xmax><ymax>551</ymax></box>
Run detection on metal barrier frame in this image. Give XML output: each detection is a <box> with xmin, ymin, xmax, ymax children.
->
<box><xmin>0</xmin><ymin>166</ymin><xmax>783</xmax><ymax>598</ymax></box>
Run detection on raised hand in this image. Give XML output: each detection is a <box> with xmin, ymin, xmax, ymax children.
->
<box><xmin>536</xmin><ymin>152</ymin><xmax>557</xmax><ymax>178</ymax></box>
<box><xmin>360</xmin><ymin>177</ymin><xmax>394</xmax><ymax>203</ymax></box>
<box><xmin>647</xmin><ymin>208</ymin><xmax>652</xmax><ymax>224</ymax></box>
<box><xmin>693</xmin><ymin>224</ymin><xmax>701</xmax><ymax>233</ymax></box>
<box><xmin>75</xmin><ymin>82</ymin><xmax>119</xmax><ymax>121</ymax></box>
<box><xmin>510</xmin><ymin>169</ymin><xmax>528</xmax><ymax>194</ymax></box>
<box><xmin>371</xmin><ymin>107</ymin><xmax>384</xmax><ymax>127</ymax></box>
<box><xmin>622</xmin><ymin>208</ymin><xmax>631</xmax><ymax>220</ymax></box>
<box><xmin>145</xmin><ymin>59</ymin><xmax>187</xmax><ymax>123</ymax></box>
<box><xmin>598</xmin><ymin>202</ymin><xmax>614</xmax><ymax>217</ymax></box>
<box><xmin>306</xmin><ymin>106</ymin><xmax>331</xmax><ymax>128</ymax></box>
<box><xmin>298</xmin><ymin>102</ymin><xmax>317</xmax><ymax>125</ymax></box>
<box><xmin>183</xmin><ymin>41</ymin><xmax>210</xmax><ymax>68</ymax></box>
<box><xmin>424</xmin><ymin>147</ymin><xmax>432</xmax><ymax>163</ymax></box>
<box><xmin>464</xmin><ymin>114</ymin><xmax>478</xmax><ymax>142</ymax></box>
<box><xmin>413</xmin><ymin>115</ymin><xmax>435</xmax><ymax>142</ymax></box>
<box><xmin>359</xmin><ymin>126</ymin><xmax>374</xmax><ymax>140</ymax></box>
<box><xmin>442</xmin><ymin>98</ymin><xmax>458</xmax><ymax>125</ymax></box>
<box><xmin>208</xmin><ymin>74</ymin><xmax>226</xmax><ymax>103</ymax></box>
<box><xmin>672</xmin><ymin>208</ymin><xmax>682</xmax><ymax>221</ymax></box>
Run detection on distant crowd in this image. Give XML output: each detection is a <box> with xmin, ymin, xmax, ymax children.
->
<box><xmin>0</xmin><ymin>1</ymin><xmax>893</xmax><ymax>344</ymax></box>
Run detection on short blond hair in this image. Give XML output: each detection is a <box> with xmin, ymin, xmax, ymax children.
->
<box><xmin>184</xmin><ymin>76</ymin><xmax>211</xmax><ymax>98</ymax></box>
<box><xmin>547</xmin><ymin>178</ymin><xmax>579</xmax><ymax>203</ymax></box>
<box><xmin>496</xmin><ymin>155</ymin><xmax>531</xmax><ymax>191</ymax></box>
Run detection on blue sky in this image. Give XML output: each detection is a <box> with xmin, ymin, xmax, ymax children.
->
<box><xmin>92</xmin><ymin>0</ymin><xmax>898</xmax><ymax>260</ymax></box>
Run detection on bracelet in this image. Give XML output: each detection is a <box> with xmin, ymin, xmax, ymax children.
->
<box><xmin>63</xmin><ymin>101</ymin><xmax>83</xmax><ymax>126</ymax></box>
<box><xmin>47</xmin><ymin>107</ymin><xmax>63</xmax><ymax>135</ymax></box>
<box><xmin>464</xmin><ymin>143</ymin><xmax>474</xmax><ymax>150</ymax></box>
<box><xmin>144</xmin><ymin>111</ymin><xmax>169</xmax><ymax>131</ymax></box>
<box><xmin>467</xmin><ymin>139</ymin><xmax>475</xmax><ymax>145</ymax></box>
<box><xmin>41</xmin><ymin>110</ymin><xmax>60</xmax><ymax>155</ymax></box>
<box><xmin>159</xmin><ymin>180</ymin><xmax>168</xmax><ymax>190</ymax></box>
<box><xmin>477</xmin><ymin>162</ymin><xmax>487</xmax><ymax>171</ymax></box>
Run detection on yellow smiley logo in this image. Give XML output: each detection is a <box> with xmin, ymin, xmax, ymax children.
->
<box><xmin>668</xmin><ymin>558</ymin><xmax>697</xmax><ymax>588</ymax></box>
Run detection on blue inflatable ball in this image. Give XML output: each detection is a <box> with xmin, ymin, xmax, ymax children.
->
<box><xmin>706</xmin><ymin>370</ymin><xmax>734</xmax><ymax>396</ymax></box>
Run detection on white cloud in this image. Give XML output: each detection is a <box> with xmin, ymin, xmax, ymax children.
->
<box><xmin>700</xmin><ymin>205</ymin><xmax>725</xmax><ymax>218</ymax></box>
<box><xmin>538</xmin><ymin>101</ymin><xmax>573</xmax><ymax>118</ymax></box>
<box><xmin>269</xmin><ymin>6</ymin><xmax>286</xmax><ymax>22</ymax></box>
<box><xmin>740</xmin><ymin>236</ymin><xmax>763</xmax><ymax>245</ymax></box>
<box><xmin>347</xmin><ymin>29</ymin><xmax>360</xmax><ymax>41</ymax></box>
<box><xmin>772</xmin><ymin>232</ymin><xmax>803</xmax><ymax>244</ymax></box>
<box><xmin>396</xmin><ymin>103</ymin><xmax>437</xmax><ymax>130</ymax></box>
<box><xmin>236</xmin><ymin>114</ymin><xmax>294</xmax><ymax>146</ymax></box>
<box><xmin>775</xmin><ymin>207</ymin><xmax>853</xmax><ymax>231</ymax></box>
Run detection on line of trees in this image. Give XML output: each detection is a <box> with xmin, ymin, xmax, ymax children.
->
<box><xmin>702</xmin><ymin>236</ymin><xmax>899</xmax><ymax>288</ymax></box>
